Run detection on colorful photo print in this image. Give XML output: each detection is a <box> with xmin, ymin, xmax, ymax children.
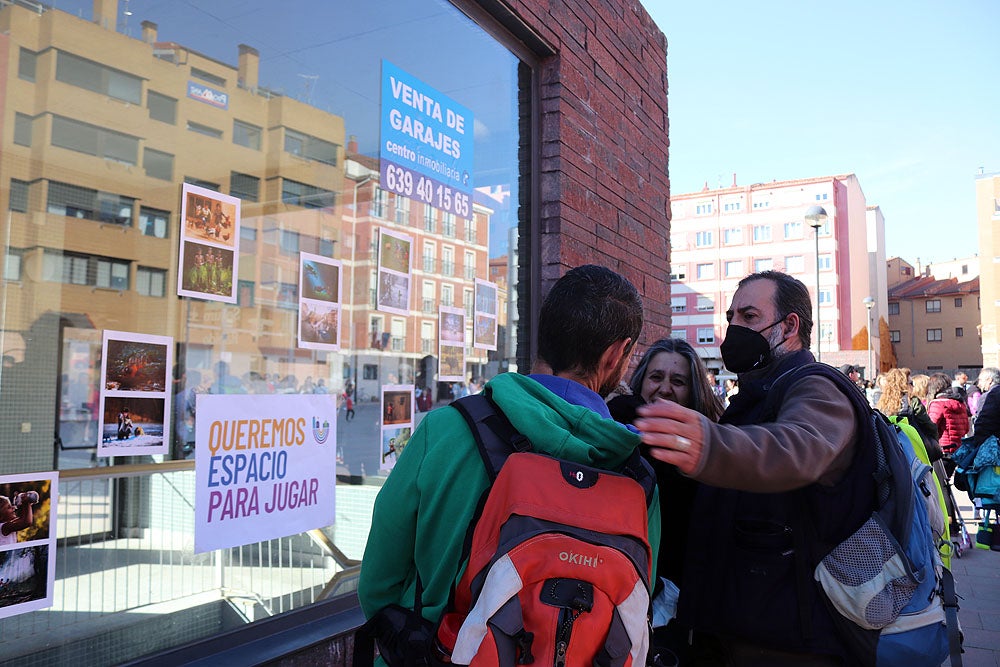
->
<box><xmin>439</xmin><ymin>344</ymin><xmax>465</xmax><ymax>382</ymax></box>
<box><xmin>178</xmin><ymin>240</ymin><xmax>236</xmax><ymax>302</ymax></box>
<box><xmin>0</xmin><ymin>545</ymin><xmax>52</xmax><ymax>619</ymax></box>
<box><xmin>98</xmin><ymin>396</ymin><xmax>167</xmax><ymax>455</ymax></box>
<box><xmin>377</xmin><ymin>269</ymin><xmax>410</xmax><ymax>315</ymax></box>
<box><xmin>439</xmin><ymin>307</ymin><xmax>465</xmax><ymax>343</ymax></box>
<box><xmin>382</xmin><ymin>387</ymin><xmax>414</xmax><ymax>426</ymax></box>
<box><xmin>0</xmin><ymin>477</ymin><xmax>55</xmax><ymax>545</ymax></box>
<box><xmin>379</xmin><ymin>229</ymin><xmax>412</xmax><ymax>274</ymax></box>
<box><xmin>181</xmin><ymin>183</ymin><xmax>239</xmax><ymax>249</ymax></box>
<box><xmin>474</xmin><ymin>314</ymin><xmax>498</xmax><ymax>351</ymax></box>
<box><xmin>104</xmin><ymin>339</ymin><xmax>169</xmax><ymax>392</ymax></box>
<box><xmin>300</xmin><ymin>255</ymin><xmax>341</xmax><ymax>303</ymax></box>
<box><xmin>299</xmin><ymin>302</ymin><xmax>340</xmax><ymax>350</ymax></box>
<box><xmin>380</xmin><ymin>426</ymin><xmax>412</xmax><ymax>472</ymax></box>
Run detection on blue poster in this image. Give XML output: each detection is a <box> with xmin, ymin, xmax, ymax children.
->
<box><xmin>380</xmin><ymin>61</ymin><xmax>474</xmax><ymax>219</ymax></box>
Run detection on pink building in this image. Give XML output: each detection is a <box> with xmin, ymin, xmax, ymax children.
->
<box><xmin>670</xmin><ymin>174</ymin><xmax>883</xmax><ymax>378</ymax></box>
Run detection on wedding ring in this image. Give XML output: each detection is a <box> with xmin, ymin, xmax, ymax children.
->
<box><xmin>675</xmin><ymin>435</ymin><xmax>691</xmax><ymax>451</ymax></box>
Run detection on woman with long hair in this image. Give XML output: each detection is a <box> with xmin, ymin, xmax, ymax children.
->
<box><xmin>607</xmin><ymin>338</ymin><xmax>723</xmax><ymax>664</ymax></box>
<box><xmin>877</xmin><ymin>367</ymin><xmax>938</xmax><ymax>445</ymax></box>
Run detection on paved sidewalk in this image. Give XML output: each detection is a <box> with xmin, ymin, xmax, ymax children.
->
<box><xmin>946</xmin><ymin>491</ymin><xmax>1000</xmax><ymax>666</ymax></box>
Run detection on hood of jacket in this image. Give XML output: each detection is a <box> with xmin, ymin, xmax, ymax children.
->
<box><xmin>486</xmin><ymin>372</ymin><xmax>641</xmax><ymax>470</ymax></box>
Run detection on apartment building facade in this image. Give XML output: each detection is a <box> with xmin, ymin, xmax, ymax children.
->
<box><xmin>886</xmin><ymin>258</ymin><xmax>982</xmax><ymax>373</ymax></box>
<box><xmin>978</xmin><ymin>172</ymin><xmax>1000</xmax><ymax>368</ymax></box>
<box><xmin>670</xmin><ymin>174</ymin><xmax>885</xmax><ymax>378</ymax></box>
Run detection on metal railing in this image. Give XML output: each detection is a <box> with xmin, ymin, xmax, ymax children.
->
<box><xmin>0</xmin><ymin>462</ymin><xmax>360</xmax><ymax>665</ymax></box>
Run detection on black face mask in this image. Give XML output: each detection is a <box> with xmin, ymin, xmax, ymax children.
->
<box><xmin>720</xmin><ymin>318</ymin><xmax>786</xmax><ymax>374</ymax></box>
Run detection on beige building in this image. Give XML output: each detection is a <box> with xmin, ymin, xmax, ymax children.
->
<box><xmin>886</xmin><ymin>258</ymin><xmax>982</xmax><ymax>374</ymax></box>
<box><xmin>977</xmin><ymin>172</ymin><xmax>1000</xmax><ymax>367</ymax></box>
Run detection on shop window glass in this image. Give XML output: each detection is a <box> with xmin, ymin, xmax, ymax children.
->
<box><xmin>147</xmin><ymin>91</ymin><xmax>177</xmax><ymax>124</ymax></box>
<box><xmin>0</xmin><ymin>0</ymin><xmax>524</xmax><ymax>657</ymax></box>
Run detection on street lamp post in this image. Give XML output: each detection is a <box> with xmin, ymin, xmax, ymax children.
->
<box><xmin>863</xmin><ymin>296</ymin><xmax>875</xmax><ymax>378</ymax></box>
<box><xmin>805</xmin><ymin>206</ymin><xmax>828</xmax><ymax>362</ymax></box>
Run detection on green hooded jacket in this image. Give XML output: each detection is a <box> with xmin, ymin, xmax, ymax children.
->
<box><xmin>359</xmin><ymin>371</ymin><xmax>661</xmax><ymax>627</ymax></box>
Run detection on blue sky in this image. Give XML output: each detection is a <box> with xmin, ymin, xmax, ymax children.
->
<box><xmin>642</xmin><ymin>0</ymin><xmax>1000</xmax><ymax>265</ymax></box>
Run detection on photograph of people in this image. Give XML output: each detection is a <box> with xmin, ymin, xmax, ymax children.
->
<box><xmin>101</xmin><ymin>397</ymin><xmax>166</xmax><ymax>448</ymax></box>
<box><xmin>382</xmin><ymin>389</ymin><xmax>413</xmax><ymax>426</ymax></box>
<box><xmin>179</xmin><ymin>241</ymin><xmax>236</xmax><ymax>299</ymax></box>
<box><xmin>299</xmin><ymin>303</ymin><xmax>340</xmax><ymax>347</ymax></box>
<box><xmin>182</xmin><ymin>187</ymin><xmax>238</xmax><ymax>250</ymax></box>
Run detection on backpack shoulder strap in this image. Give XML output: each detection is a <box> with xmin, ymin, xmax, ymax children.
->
<box><xmin>450</xmin><ymin>390</ymin><xmax>531</xmax><ymax>482</ymax></box>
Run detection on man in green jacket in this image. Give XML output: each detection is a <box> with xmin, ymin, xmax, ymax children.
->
<box><xmin>359</xmin><ymin>264</ymin><xmax>661</xmax><ymax>657</ymax></box>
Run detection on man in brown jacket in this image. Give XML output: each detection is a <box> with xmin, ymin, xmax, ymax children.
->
<box><xmin>636</xmin><ymin>271</ymin><xmax>866</xmax><ymax>666</ymax></box>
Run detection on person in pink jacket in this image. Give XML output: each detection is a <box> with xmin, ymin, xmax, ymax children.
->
<box><xmin>926</xmin><ymin>372</ymin><xmax>970</xmax><ymax>456</ymax></box>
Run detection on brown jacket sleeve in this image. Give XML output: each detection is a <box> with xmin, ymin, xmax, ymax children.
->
<box><xmin>689</xmin><ymin>374</ymin><xmax>857</xmax><ymax>492</ymax></box>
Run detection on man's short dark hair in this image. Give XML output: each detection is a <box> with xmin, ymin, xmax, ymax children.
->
<box><xmin>737</xmin><ymin>270</ymin><xmax>813</xmax><ymax>349</ymax></box>
<box><xmin>840</xmin><ymin>364</ymin><xmax>857</xmax><ymax>375</ymax></box>
<box><xmin>537</xmin><ymin>265</ymin><xmax>643</xmax><ymax>375</ymax></box>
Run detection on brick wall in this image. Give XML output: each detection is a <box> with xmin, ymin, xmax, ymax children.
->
<box><xmin>505</xmin><ymin>0</ymin><xmax>671</xmax><ymax>340</ymax></box>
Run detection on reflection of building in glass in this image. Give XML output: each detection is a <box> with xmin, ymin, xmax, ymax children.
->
<box><xmin>0</xmin><ymin>0</ymin><xmax>503</xmax><ymax>469</ymax></box>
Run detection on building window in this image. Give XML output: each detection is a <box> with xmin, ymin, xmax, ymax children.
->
<box><xmin>465</xmin><ymin>218</ymin><xmax>477</xmax><ymax>244</ymax></box>
<box><xmin>237</xmin><ymin>280</ymin><xmax>255</xmax><ymax>307</ymax></box>
<box><xmin>724</xmin><ymin>260</ymin><xmax>742</xmax><ymax>277</ymax></box>
<box><xmin>754</xmin><ymin>258</ymin><xmax>773</xmax><ymax>272</ymax></box>
<box><xmin>697</xmin><ymin>327</ymin><xmax>715</xmax><ymax>344</ymax></box>
<box><xmin>670</xmin><ymin>267</ymin><xmax>687</xmax><ymax>281</ymax></box>
<box><xmin>890</xmin><ymin>330</ymin><xmax>901</xmax><ymax>343</ymax></box>
<box><xmin>47</xmin><ymin>181</ymin><xmax>134</xmax><ymax>226</ymax></box>
<box><xmin>363</xmin><ymin>364</ymin><xmax>378</xmax><ymax>381</ymax></box>
<box><xmin>888</xmin><ymin>302</ymin><xmax>900</xmax><ymax>315</ymax></box>
<box><xmin>423</xmin><ymin>207</ymin><xmax>435</xmax><ymax>233</ymax></box>
<box><xmin>723</xmin><ymin>202</ymin><xmax>741</xmax><ymax>212</ymax></box>
<box><xmin>147</xmin><ymin>91</ymin><xmax>177</xmax><ymax>124</ymax></box>
<box><xmin>136</xmin><ymin>267</ymin><xmax>167</xmax><ymax>297</ymax></box>
<box><xmin>282</xmin><ymin>179</ymin><xmax>334</xmax><ymax>209</ymax></box>
<box><xmin>371</xmin><ymin>186</ymin><xmax>388</xmax><ymax>218</ymax></box>
<box><xmin>394</xmin><ymin>196</ymin><xmax>410</xmax><ymax>225</ymax></box>
<box><xmin>422</xmin><ymin>282</ymin><xmax>435</xmax><ymax>313</ymax></box>
<box><xmin>423</xmin><ymin>242</ymin><xmax>436</xmax><ymax>273</ymax></box>
<box><xmin>18</xmin><ymin>48</ymin><xmax>37</xmax><ymax>82</ymax></box>
<box><xmin>784</xmin><ymin>221</ymin><xmax>803</xmax><ymax>239</ymax></box>
<box><xmin>279</xmin><ymin>230</ymin><xmax>300</xmax><ymax>254</ymax></box>
<box><xmin>51</xmin><ymin>115</ymin><xmax>139</xmax><ymax>165</ymax></box>
<box><xmin>10</xmin><ymin>179</ymin><xmax>30</xmax><ymax>213</ymax></box>
<box><xmin>464</xmin><ymin>251</ymin><xmax>475</xmax><ymax>281</ymax></box>
<box><xmin>43</xmin><ymin>250</ymin><xmax>129</xmax><ymax>290</ymax></box>
<box><xmin>752</xmin><ymin>200</ymin><xmax>770</xmax><ymax>209</ymax></box>
<box><xmin>956</xmin><ymin>327</ymin><xmax>964</xmax><ymax>338</ymax></box>
<box><xmin>818</xmin><ymin>254</ymin><xmax>832</xmax><ymax>270</ymax></box>
<box><xmin>785</xmin><ymin>255</ymin><xmax>804</xmax><ymax>273</ymax></box>
<box><xmin>14</xmin><ymin>113</ymin><xmax>32</xmax><ymax>146</ymax></box>
<box><xmin>191</xmin><ymin>67</ymin><xmax>226</xmax><ymax>87</ymax></box>
<box><xmin>696</xmin><ymin>263</ymin><xmax>714</xmax><ymax>280</ymax></box>
<box><xmin>240</xmin><ymin>226</ymin><xmax>257</xmax><ymax>243</ymax></box>
<box><xmin>187</xmin><ymin>121</ymin><xmax>223</xmax><ymax>139</ymax></box>
<box><xmin>284</xmin><ymin>129</ymin><xmax>338</xmax><ymax>165</ymax></box>
<box><xmin>233</xmin><ymin>120</ymin><xmax>262</xmax><ymax>150</ymax></box>
<box><xmin>464</xmin><ymin>288</ymin><xmax>474</xmax><ymax>318</ymax></box>
<box><xmin>695</xmin><ymin>203</ymin><xmax>713</xmax><ymax>215</ymax></box>
<box><xmin>670</xmin><ymin>233</ymin><xmax>687</xmax><ymax>250</ymax></box>
<box><xmin>670</xmin><ymin>296</ymin><xmax>686</xmax><ymax>313</ymax></box>
<box><xmin>139</xmin><ymin>207</ymin><xmax>170</xmax><ymax>238</ymax></box>
<box><xmin>230</xmin><ymin>172</ymin><xmax>260</xmax><ymax>202</ymax></box>
<box><xmin>819</xmin><ymin>289</ymin><xmax>832</xmax><ymax>305</ymax></box>
<box><xmin>695</xmin><ymin>231</ymin><xmax>713</xmax><ymax>247</ymax></box>
<box><xmin>671</xmin><ymin>329</ymin><xmax>687</xmax><ymax>340</ymax></box>
<box><xmin>752</xmin><ymin>225</ymin><xmax>771</xmax><ymax>242</ymax></box>
<box><xmin>954</xmin><ymin>297</ymin><xmax>963</xmax><ymax>308</ymax></box>
<box><xmin>441</xmin><ymin>283</ymin><xmax>453</xmax><ymax>307</ymax></box>
<box><xmin>926</xmin><ymin>328</ymin><xmax>943</xmax><ymax>342</ymax></box>
<box><xmin>722</xmin><ymin>228</ymin><xmax>742</xmax><ymax>245</ymax></box>
<box><xmin>184</xmin><ymin>176</ymin><xmax>220</xmax><ymax>192</ymax></box>
<box><xmin>277</xmin><ymin>282</ymin><xmax>298</xmax><ymax>309</ymax></box>
<box><xmin>442</xmin><ymin>247</ymin><xmax>455</xmax><ymax>276</ymax></box>
<box><xmin>143</xmin><ymin>148</ymin><xmax>174</xmax><ymax>181</ymax></box>
<box><xmin>442</xmin><ymin>212</ymin><xmax>456</xmax><ymax>237</ymax></box>
<box><xmin>4</xmin><ymin>249</ymin><xmax>23</xmax><ymax>281</ymax></box>
<box><xmin>696</xmin><ymin>296</ymin><xmax>714</xmax><ymax>311</ymax></box>
<box><xmin>815</xmin><ymin>193</ymin><xmax>828</xmax><ymax>201</ymax></box>
<box><xmin>926</xmin><ymin>299</ymin><xmax>941</xmax><ymax>313</ymax></box>
<box><xmin>56</xmin><ymin>51</ymin><xmax>142</xmax><ymax>104</ymax></box>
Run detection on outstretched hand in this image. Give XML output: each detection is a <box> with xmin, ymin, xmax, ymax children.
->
<box><xmin>634</xmin><ymin>400</ymin><xmax>705</xmax><ymax>475</ymax></box>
